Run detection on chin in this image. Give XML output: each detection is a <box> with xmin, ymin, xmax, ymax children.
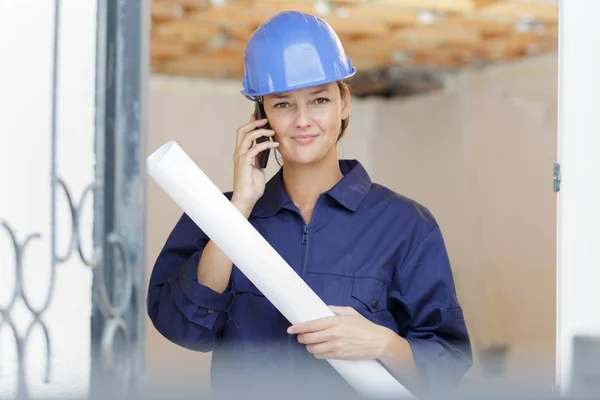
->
<box><xmin>284</xmin><ymin>153</ymin><xmax>322</xmax><ymax>166</ymax></box>
<box><xmin>281</xmin><ymin>147</ymin><xmax>335</xmax><ymax>166</ymax></box>
<box><xmin>279</xmin><ymin>136</ymin><xmax>337</xmax><ymax>166</ymax></box>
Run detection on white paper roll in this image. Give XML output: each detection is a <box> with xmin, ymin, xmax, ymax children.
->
<box><xmin>147</xmin><ymin>140</ymin><xmax>414</xmax><ymax>399</ymax></box>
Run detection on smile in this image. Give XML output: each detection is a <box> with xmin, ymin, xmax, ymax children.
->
<box><xmin>291</xmin><ymin>134</ymin><xmax>319</xmax><ymax>145</ymax></box>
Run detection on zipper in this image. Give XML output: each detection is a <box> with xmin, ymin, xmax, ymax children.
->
<box><xmin>299</xmin><ymin>224</ymin><xmax>310</xmax><ymax>274</ymax></box>
<box><xmin>289</xmin><ymin>195</ymin><xmax>322</xmax><ymax>372</ymax></box>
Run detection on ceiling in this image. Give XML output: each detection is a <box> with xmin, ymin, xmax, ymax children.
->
<box><xmin>150</xmin><ymin>0</ymin><xmax>558</xmax><ymax>96</ymax></box>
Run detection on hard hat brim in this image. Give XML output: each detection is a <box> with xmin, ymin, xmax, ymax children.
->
<box><xmin>241</xmin><ymin>67</ymin><xmax>357</xmax><ymax>101</ymax></box>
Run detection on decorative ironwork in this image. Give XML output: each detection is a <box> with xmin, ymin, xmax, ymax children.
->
<box><xmin>0</xmin><ymin>0</ymin><xmax>62</xmax><ymax>397</ymax></box>
<box><xmin>0</xmin><ymin>0</ymin><xmax>147</xmax><ymax>398</ymax></box>
<box><xmin>0</xmin><ymin>222</ymin><xmax>49</xmax><ymax>400</ymax></box>
<box><xmin>56</xmin><ymin>179</ymin><xmax>104</xmax><ymax>267</ymax></box>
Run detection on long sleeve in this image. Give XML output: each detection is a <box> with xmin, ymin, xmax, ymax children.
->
<box><xmin>147</xmin><ymin>212</ymin><xmax>235</xmax><ymax>352</ymax></box>
<box><xmin>390</xmin><ymin>224</ymin><xmax>473</xmax><ymax>387</ymax></box>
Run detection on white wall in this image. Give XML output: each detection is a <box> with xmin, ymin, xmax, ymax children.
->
<box><xmin>556</xmin><ymin>0</ymin><xmax>600</xmax><ymax>393</ymax></box>
<box><xmin>0</xmin><ymin>1</ymin><xmax>96</xmax><ymax>397</ymax></box>
<box><xmin>145</xmin><ymin>54</ymin><xmax>559</xmax><ymax>389</ymax></box>
<box><xmin>373</xmin><ymin>54</ymin><xmax>558</xmax><ymax>385</ymax></box>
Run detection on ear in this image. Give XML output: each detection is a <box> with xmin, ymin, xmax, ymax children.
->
<box><xmin>341</xmin><ymin>86</ymin><xmax>351</xmax><ymax>120</ymax></box>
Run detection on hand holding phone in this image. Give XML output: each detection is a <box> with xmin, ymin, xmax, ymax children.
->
<box><xmin>254</xmin><ymin>102</ymin><xmax>272</xmax><ymax>169</ymax></box>
<box><xmin>231</xmin><ymin>108</ymin><xmax>278</xmax><ymax>216</ymax></box>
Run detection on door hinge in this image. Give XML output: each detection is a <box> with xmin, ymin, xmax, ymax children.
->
<box><xmin>553</xmin><ymin>163</ymin><xmax>561</xmax><ymax>192</ymax></box>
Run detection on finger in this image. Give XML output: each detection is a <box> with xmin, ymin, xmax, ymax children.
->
<box><xmin>328</xmin><ymin>305</ymin><xmax>359</xmax><ymax>317</ymax></box>
<box><xmin>297</xmin><ymin>330</ymin><xmax>330</xmax><ymax>345</ymax></box>
<box><xmin>306</xmin><ymin>342</ymin><xmax>335</xmax><ymax>357</ymax></box>
<box><xmin>244</xmin><ymin>140</ymin><xmax>279</xmax><ymax>161</ymax></box>
<box><xmin>288</xmin><ymin>317</ymin><xmax>336</xmax><ymax>335</ymax></box>
<box><xmin>236</xmin><ymin>118</ymin><xmax>269</xmax><ymax>148</ymax></box>
<box><xmin>236</xmin><ymin>120</ymin><xmax>266</xmax><ymax>149</ymax></box>
<box><xmin>239</xmin><ymin>128</ymin><xmax>276</xmax><ymax>152</ymax></box>
<box><xmin>313</xmin><ymin>352</ymin><xmax>336</xmax><ymax>360</ymax></box>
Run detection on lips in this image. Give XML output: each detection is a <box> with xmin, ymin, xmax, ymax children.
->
<box><xmin>291</xmin><ymin>134</ymin><xmax>319</xmax><ymax>144</ymax></box>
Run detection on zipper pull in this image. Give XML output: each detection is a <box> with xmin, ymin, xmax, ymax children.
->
<box><xmin>302</xmin><ymin>225</ymin><xmax>309</xmax><ymax>244</ymax></box>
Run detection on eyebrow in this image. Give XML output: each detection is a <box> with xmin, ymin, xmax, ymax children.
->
<box><xmin>271</xmin><ymin>86</ymin><xmax>329</xmax><ymax>99</ymax></box>
<box><xmin>309</xmin><ymin>87</ymin><xmax>328</xmax><ymax>95</ymax></box>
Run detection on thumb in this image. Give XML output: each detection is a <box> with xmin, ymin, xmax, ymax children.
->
<box><xmin>328</xmin><ymin>305</ymin><xmax>358</xmax><ymax>316</ymax></box>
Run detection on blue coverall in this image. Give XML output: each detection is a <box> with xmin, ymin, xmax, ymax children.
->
<box><xmin>147</xmin><ymin>159</ymin><xmax>472</xmax><ymax>397</ymax></box>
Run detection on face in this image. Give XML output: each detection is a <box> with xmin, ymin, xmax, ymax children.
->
<box><xmin>262</xmin><ymin>82</ymin><xmax>350</xmax><ymax>166</ymax></box>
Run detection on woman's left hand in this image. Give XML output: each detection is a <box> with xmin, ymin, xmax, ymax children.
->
<box><xmin>287</xmin><ymin>305</ymin><xmax>393</xmax><ymax>361</ymax></box>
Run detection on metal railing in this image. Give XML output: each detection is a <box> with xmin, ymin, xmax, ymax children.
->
<box><xmin>0</xmin><ymin>0</ymin><xmax>147</xmax><ymax>398</ymax></box>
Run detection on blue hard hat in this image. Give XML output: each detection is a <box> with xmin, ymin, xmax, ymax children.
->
<box><xmin>241</xmin><ymin>11</ymin><xmax>357</xmax><ymax>100</ymax></box>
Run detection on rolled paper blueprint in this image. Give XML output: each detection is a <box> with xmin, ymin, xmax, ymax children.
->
<box><xmin>147</xmin><ymin>141</ymin><xmax>414</xmax><ymax>399</ymax></box>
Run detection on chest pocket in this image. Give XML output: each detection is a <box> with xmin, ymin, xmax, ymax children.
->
<box><xmin>351</xmin><ymin>277</ymin><xmax>388</xmax><ymax>316</ymax></box>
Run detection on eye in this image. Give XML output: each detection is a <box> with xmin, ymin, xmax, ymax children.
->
<box><xmin>274</xmin><ymin>102</ymin><xmax>290</xmax><ymax>108</ymax></box>
<box><xmin>314</xmin><ymin>97</ymin><xmax>330</xmax><ymax>104</ymax></box>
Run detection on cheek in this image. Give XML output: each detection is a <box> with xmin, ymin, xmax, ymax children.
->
<box><xmin>266</xmin><ymin>113</ymin><xmax>293</xmax><ymax>136</ymax></box>
<box><xmin>314</xmin><ymin>112</ymin><xmax>341</xmax><ymax>136</ymax></box>
<box><xmin>266</xmin><ymin>124</ymin><xmax>284</xmax><ymax>141</ymax></box>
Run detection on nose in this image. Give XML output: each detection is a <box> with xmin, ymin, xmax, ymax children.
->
<box><xmin>294</xmin><ymin>104</ymin><xmax>312</xmax><ymax>129</ymax></box>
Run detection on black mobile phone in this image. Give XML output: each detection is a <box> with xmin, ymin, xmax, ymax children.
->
<box><xmin>254</xmin><ymin>102</ymin><xmax>271</xmax><ymax>169</ymax></box>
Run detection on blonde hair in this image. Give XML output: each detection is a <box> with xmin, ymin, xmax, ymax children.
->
<box><xmin>337</xmin><ymin>80</ymin><xmax>351</xmax><ymax>142</ymax></box>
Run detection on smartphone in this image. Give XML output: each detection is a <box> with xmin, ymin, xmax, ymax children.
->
<box><xmin>254</xmin><ymin>101</ymin><xmax>271</xmax><ymax>169</ymax></box>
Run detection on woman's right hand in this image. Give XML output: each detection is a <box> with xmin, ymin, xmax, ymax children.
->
<box><xmin>231</xmin><ymin>114</ymin><xmax>279</xmax><ymax>218</ymax></box>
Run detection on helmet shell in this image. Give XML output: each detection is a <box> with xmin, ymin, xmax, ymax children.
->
<box><xmin>241</xmin><ymin>11</ymin><xmax>357</xmax><ymax>100</ymax></box>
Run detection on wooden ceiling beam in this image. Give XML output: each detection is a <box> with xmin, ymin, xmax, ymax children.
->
<box><xmin>148</xmin><ymin>0</ymin><xmax>559</xmax><ymax>78</ymax></box>
<box><xmin>151</xmin><ymin>38</ymin><xmax>190</xmax><ymax>59</ymax></box>
<box><xmin>351</xmin><ymin>57</ymin><xmax>394</xmax><ymax>71</ymax></box>
<box><xmin>152</xmin><ymin>1</ymin><xmax>185</xmax><ymax>21</ymax></box>
<box><xmin>393</xmin><ymin>25</ymin><xmax>482</xmax><ymax>46</ymax></box>
<box><xmin>154</xmin><ymin>19</ymin><xmax>222</xmax><ymax>40</ymax></box>
<box><xmin>477</xmin><ymin>1</ymin><xmax>559</xmax><ymax>22</ymax></box>
<box><xmin>253</xmin><ymin>0</ymin><xmax>316</xmax><ymax>14</ymax></box>
<box><xmin>153</xmin><ymin>63</ymin><xmax>244</xmax><ymax>79</ymax></box>
<box><xmin>221</xmin><ymin>24</ymin><xmax>256</xmax><ymax>42</ymax></box>
<box><xmin>154</xmin><ymin>51</ymin><xmax>245</xmax><ymax>78</ymax></box>
<box><xmin>439</xmin><ymin>15</ymin><xmax>514</xmax><ymax>38</ymax></box>
<box><xmin>363</xmin><ymin>0</ymin><xmax>483</xmax><ymax>13</ymax></box>
<box><xmin>336</xmin><ymin>4</ymin><xmax>420</xmax><ymax>26</ymax></box>
<box><xmin>325</xmin><ymin>16</ymin><xmax>390</xmax><ymax>36</ymax></box>
<box><xmin>472</xmin><ymin>0</ymin><xmax>503</xmax><ymax>8</ymax></box>
<box><xmin>153</xmin><ymin>0</ymin><xmax>210</xmax><ymax>11</ymax></box>
<box><xmin>345</xmin><ymin>36</ymin><xmax>439</xmax><ymax>55</ymax></box>
<box><xmin>189</xmin><ymin>4</ymin><xmax>276</xmax><ymax>26</ymax></box>
<box><xmin>497</xmin><ymin>32</ymin><xmax>544</xmax><ymax>48</ymax></box>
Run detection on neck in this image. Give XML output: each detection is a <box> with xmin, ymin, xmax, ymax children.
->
<box><xmin>282</xmin><ymin>155</ymin><xmax>343</xmax><ymax>214</ymax></box>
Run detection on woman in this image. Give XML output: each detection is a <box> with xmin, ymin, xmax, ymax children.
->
<box><xmin>147</xmin><ymin>10</ymin><xmax>471</xmax><ymax>398</ymax></box>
